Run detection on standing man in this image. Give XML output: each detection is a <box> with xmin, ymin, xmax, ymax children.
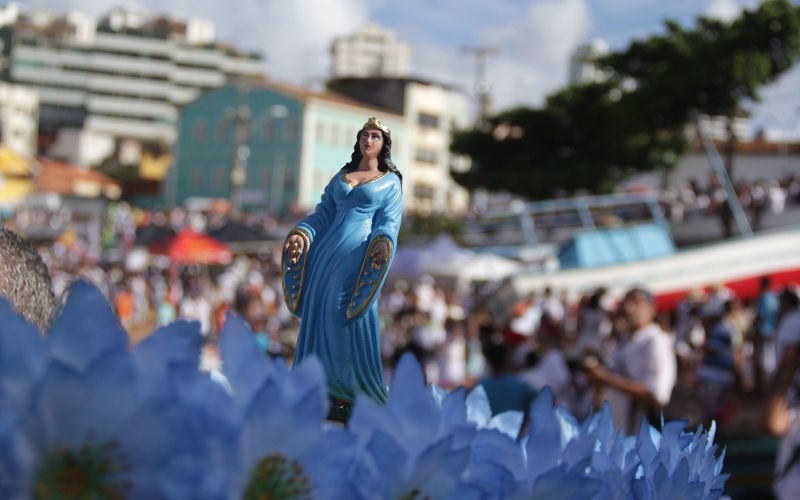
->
<box><xmin>586</xmin><ymin>287</ymin><xmax>677</xmax><ymax>434</ymax></box>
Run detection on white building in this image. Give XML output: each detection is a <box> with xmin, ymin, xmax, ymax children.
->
<box><xmin>0</xmin><ymin>82</ymin><xmax>38</xmax><ymax>157</ymax></box>
<box><xmin>328</xmin><ymin>77</ymin><xmax>471</xmax><ymax>214</ymax></box>
<box><xmin>0</xmin><ymin>4</ymin><xmax>265</xmax><ymax>167</ymax></box>
<box><xmin>330</xmin><ymin>23</ymin><xmax>412</xmax><ymax>78</ymax></box>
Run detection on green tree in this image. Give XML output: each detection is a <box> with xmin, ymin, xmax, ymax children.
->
<box><xmin>451</xmin><ymin>81</ymin><xmax>687</xmax><ymax>200</ymax></box>
<box><xmin>451</xmin><ymin>0</ymin><xmax>800</xmax><ymax>211</ymax></box>
<box><xmin>600</xmin><ymin>0</ymin><xmax>800</xmax><ymax>178</ymax></box>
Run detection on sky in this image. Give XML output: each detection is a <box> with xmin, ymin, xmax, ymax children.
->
<box><xmin>15</xmin><ymin>0</ymin><xmax>800</xmax><ymax>137</ymax></box>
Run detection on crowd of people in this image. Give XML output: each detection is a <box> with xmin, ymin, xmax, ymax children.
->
<box><xmin>8</xmin><ymin>197</ymin><xmax>797</xmax><ymax>431</ymax></box>
<box><xmin>378</xmin><ymin>274</ymin><xmax>800</xmax><ymax>434</ymax></box>
<box><xmin>3</xmin><ymin>172</ymin><xmax>799</xmax><ymax>495</ymax></box>
<box><xmin>29</xmin><ymin>212</ymin><xmax>800</xmax><ymax>439</ymax></box>
<box><xmin>659</xmin><ymin>172</ymin><xmax>800</xmax><ymax>230</ymax></box>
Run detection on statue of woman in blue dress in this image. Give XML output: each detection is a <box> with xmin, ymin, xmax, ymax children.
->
<box><xmin>282</xmin><ymin>117</ymin><xmax>403</xmax><ymax>419</ymax></box>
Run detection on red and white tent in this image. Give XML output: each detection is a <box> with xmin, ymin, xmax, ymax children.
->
<box><xmin>149</xmin><ymin>229</ymin><xmax>232</xmax><ymax>265</ymax></box>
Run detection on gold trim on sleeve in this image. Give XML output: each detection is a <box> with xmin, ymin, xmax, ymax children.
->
<box><xmin>346</xmin><ymin>236</ymin><xmax>393</xmax><ymax>320</ymax></box>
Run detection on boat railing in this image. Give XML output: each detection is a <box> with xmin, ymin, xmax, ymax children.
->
<box><xmin>461</xmin><ymin>191</ymin><xmax>670</xmax><ymax>250</ymax></box>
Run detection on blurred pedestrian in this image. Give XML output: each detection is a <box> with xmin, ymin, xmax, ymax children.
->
<box><xmin>764</xmin><ymin>289</ymin><xmax>800</xmax><ymax>499</ymax></box>
<box><xmin>475</xmin><ymin>339</ymin><xmax>538</xmax><ymax>417</ymax></box>
<box><xmin>586</xmin><ymin>287</ymin><xmax>677</xmax><ymax>433</ymax></box>
<box><xmin>754</xmin><ymin>276</ymin><xmax>780</xmax><ymax>392</ymax></box>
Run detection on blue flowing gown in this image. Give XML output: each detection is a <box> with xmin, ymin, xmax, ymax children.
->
<box><xmin>291</xmin><ymin>169</ymin><xmax>402</xmax><ymax>403</ymax></box>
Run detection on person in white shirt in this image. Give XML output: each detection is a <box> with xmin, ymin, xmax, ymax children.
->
<box><xmin>540</xmin><ymin>286</ymin><xmax>565</xmax><ymax>325</ymax></box>
<box><xmin>586</xmin><ymin>287</ymin><xmax>677</xmax><ymax>434</ymax></box>
<box><xmin>180</xmin><ymin>284</ymin><xmax>213</xmax><ymax>337</ymax></box>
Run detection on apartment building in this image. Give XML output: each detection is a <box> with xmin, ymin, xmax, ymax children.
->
<box><xmin>328</xmin><ymin>76</ymin><xmax>470</xmax><ymax>214</ymax></box>
<box><xmin>0</xmin><ymin>82</ymin><xmax>38</xmax><ymax>157</ymax></box>
<box><xmin>330</xmin><ymin>23</ymin><xmax>412</xmax><ymax>79</ymax></box>
<box><xmin>0</xmin><ymin>4</ymin><xmax>265</xmax><ymax>168</ymax></box>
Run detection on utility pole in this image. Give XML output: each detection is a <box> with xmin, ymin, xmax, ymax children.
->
<box><xmin>695</xmin><ymin>116</ymin><xmax>753</xmax><ymax>239</ymax></box>
<box><xmin>461</xmin><ymin>46</ymin><xmax>499</xmax><ymax>214</ymax></box>
<box><xmin>461</xmin><ymin>46</ymin><xmax>498</xmax><ymax>127</ymax></box>
<box><xmin>227</xmin><ymin>83</ymin><xmax>251</xmax><ymax>212</ymax></box>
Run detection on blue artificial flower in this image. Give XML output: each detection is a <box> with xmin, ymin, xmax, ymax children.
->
<box><xmin>347</xmin><ymin>352</ymin><xmax>471</xmax><ymax>499</ymax></box>
<box><xmin>434</xmin><ymin>384</ymin><xmax>524</xmax><ymax>442</ymax></box>
<box><xmin>433</xmin><ymin>385</ymin><xmax>528</xmax><ymax>498</ymax></box>
<box><xmin>572</xmin><ymin>401</ymin><xmax>639</xmax><ymax>500</ymax></box>
<box><xmin>134</xmin><ymin>319</ymin><xmax>238</xmax><ymax>497</ymax></box>
<box><xmin>455</xmin><ymin>427</ymin><xmax>529</xmax><ymax>500</ymax></box>
<box><xmin>523</xmin><ymin>388</ymin><xmax>604</xmax><ymax>499</ymax></box>
<box><xmin>518</xmin><ymin>389</ymin><xmax>729</xmax><ymax>500</ymax></box>
<box><xmin>680</xmin><ymin>422</ymin><xmax>728</xmax><ymax>498</ymax></box>
<box><xmin>0</xmin><ymin>296</ymin><xmax>47</xmax><ymax>497</ymax></box>
<box><xmin>1</xmin><ymin>279</ymin><xmax>228</xmax><ymax>499</ymax></box>
<box><xmin>0</xmin><ymin>276</ymin><xmax>730</xmax><ymax>499</ymax></box>
<box><xmin>632</xmin><ymin>419</ymin><xmax>728</xmax><ymax>500</ymax></box>
<box><xmin>218</xmin><ymin>313</ymin><xmax>360</xmax><ymax>500</ymax></box>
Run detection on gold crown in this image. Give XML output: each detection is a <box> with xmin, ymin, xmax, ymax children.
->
<box><xmin>362</xmin><ymin>116</ymin><xmax>390</xmax><ymax>135</ymax></box>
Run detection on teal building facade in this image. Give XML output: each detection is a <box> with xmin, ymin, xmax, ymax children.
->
<box><xmin>164</xmin><ymin>82</ymin><xmax>303</xmax><ymax>214</ymax></box>
<box><xmin>165</xmin><ymin>80</ymin><xmax>407</xmax><ymax>215</ymax></box>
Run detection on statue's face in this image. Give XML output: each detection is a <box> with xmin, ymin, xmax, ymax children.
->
<box><xmin>359</xmin><ymin>128</ymin><xmax>384</xmax><ymax>159</ymax></box>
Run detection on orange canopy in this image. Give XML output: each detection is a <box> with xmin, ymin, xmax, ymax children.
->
<box><xmin>150</xmin><ymin>229</ymin><xmax>232</xmax><ymax>265</ymax></box>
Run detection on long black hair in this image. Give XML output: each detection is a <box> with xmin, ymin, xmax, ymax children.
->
<box><xmin>343</xmin><ymin>127</ymin><xmax>403</xmax><ymax>186</ymax></box>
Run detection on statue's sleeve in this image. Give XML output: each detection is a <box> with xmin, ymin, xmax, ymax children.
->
<box><xmin>369</xmin><ymin>176</ymin><xmax>403</xmax><ymax>245</ymax></box>
<box><xmin>346</xmin><ymin>176</ymin><xmax>403</xmax><ymax>320</ymax></box>
<box><xmin>282</xmin><ymin>175</ymin><xmax>337</xmax><ymax>317</ymax></box>
<box><xmin>295</xmin><ymin>174</ymin><xmax>338</xmax><ymax>244</ymax></box>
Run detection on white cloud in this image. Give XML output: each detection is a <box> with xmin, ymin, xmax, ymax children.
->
<box><xmin>236</xmin><ymin>0</ymin><xmax>369</xmax><ymax>85</ymax></box>
<box><xmin>16</xmin><ymin>0</ymin><xmax>800</xmax><ymax>137</ymax></box>
<box><xmin>747</xmin><ymin>65</ymin><xmax>800</xmax><ymax>135</ymax></box>
<box><xmin>478</xmin><ymin>0</ymin><xmax>591</xmax><ymax>110</ymax></box>
<box><xmin>381</xmin><ymin>0</ymin><xmax>591</xmax><ymax>119</ymax></box>
<box><xmin>22</xmin><ymin>0</ymin><xmax>369</xmax><ymax>86</ymax></box>
<box><xmin>704</xmin><ymin>0</ymin><xmax>742</xmax><ymax>22</ymax></box>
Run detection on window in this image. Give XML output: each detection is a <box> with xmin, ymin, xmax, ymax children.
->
<box><xmin>284</xmin><ymin>168</ymin><xmax>295</xmax><ymax>190</ymax></box>
<box><xmin>414</xmin><ymin>148</ymin><xmax>438</xmax><ymax>164</ymax></box>
<box><xmin>217</xmin><ymin>120</ymin><xmax>231</xmax><ymax>143</ymax></box>
<box><xmin>316</xmin><ymin>121</ymin><xmax>325</xmax><ymax>143</ymax></box>
<box><xmin>193</xmin><ymin>119</ymin><xmax>208</xmax><ymax>143</ymax></box>
<box><xmin>286</xmin><ymin>117</ymin><xmax>298</xmax><ymax>142</ymax></box>
<box><xmin>260</xmin><ymin>167</ymin><xmax>271</xmax><ymax>187</ymax></box>
<box><xmin>213</xmin><ymin>167</ymin><xmax>227</xmax><ymax>187</ymax></box>
<box><xmin>418</xmin><ymin>113</ymin><xmax>439</xmax><ymax>129</ymax></box>
<box><xmin>190</xmin><ymin>168</ymin><xmax>203</xmax><ymax>189</ymax></box>
<box><xmin>341</xmin><ymin>124</ymin><xmax>355</xmax><ymax>145</ymax></box>
<box><xmin>331</xmin><ymin>124</ymin><xmax>341</xmax><ymax>146</ymax></box>
<box><xmin>263</xmin><ymin>117</ymin><xmax>275</xmax><ymax>141</ymax></box>
<box><xmin>236</xmin><ymin>122</ymin><xmax>251</xmax><ymax>143</ymax></box>
<box><xmin>414</xmin><ymin>184</ymin><xmax>434</xmax><ymax>200</ymax></box>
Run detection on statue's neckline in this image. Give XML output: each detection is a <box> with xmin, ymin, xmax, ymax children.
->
<box><xmin>342</xmin><ymin>170</ymin><xmax>387</xmax><ymax>188</ymax></box>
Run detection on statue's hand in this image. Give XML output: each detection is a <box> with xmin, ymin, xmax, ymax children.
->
<box><xmin>371</xmin><ymin>240</ymin><xmax>390</xmax><ymax>270</ymax></box>
<box><xmin>284</xmin><ymin>234</ymin><xmax>305</xmax><ymax>264</ymax></box>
